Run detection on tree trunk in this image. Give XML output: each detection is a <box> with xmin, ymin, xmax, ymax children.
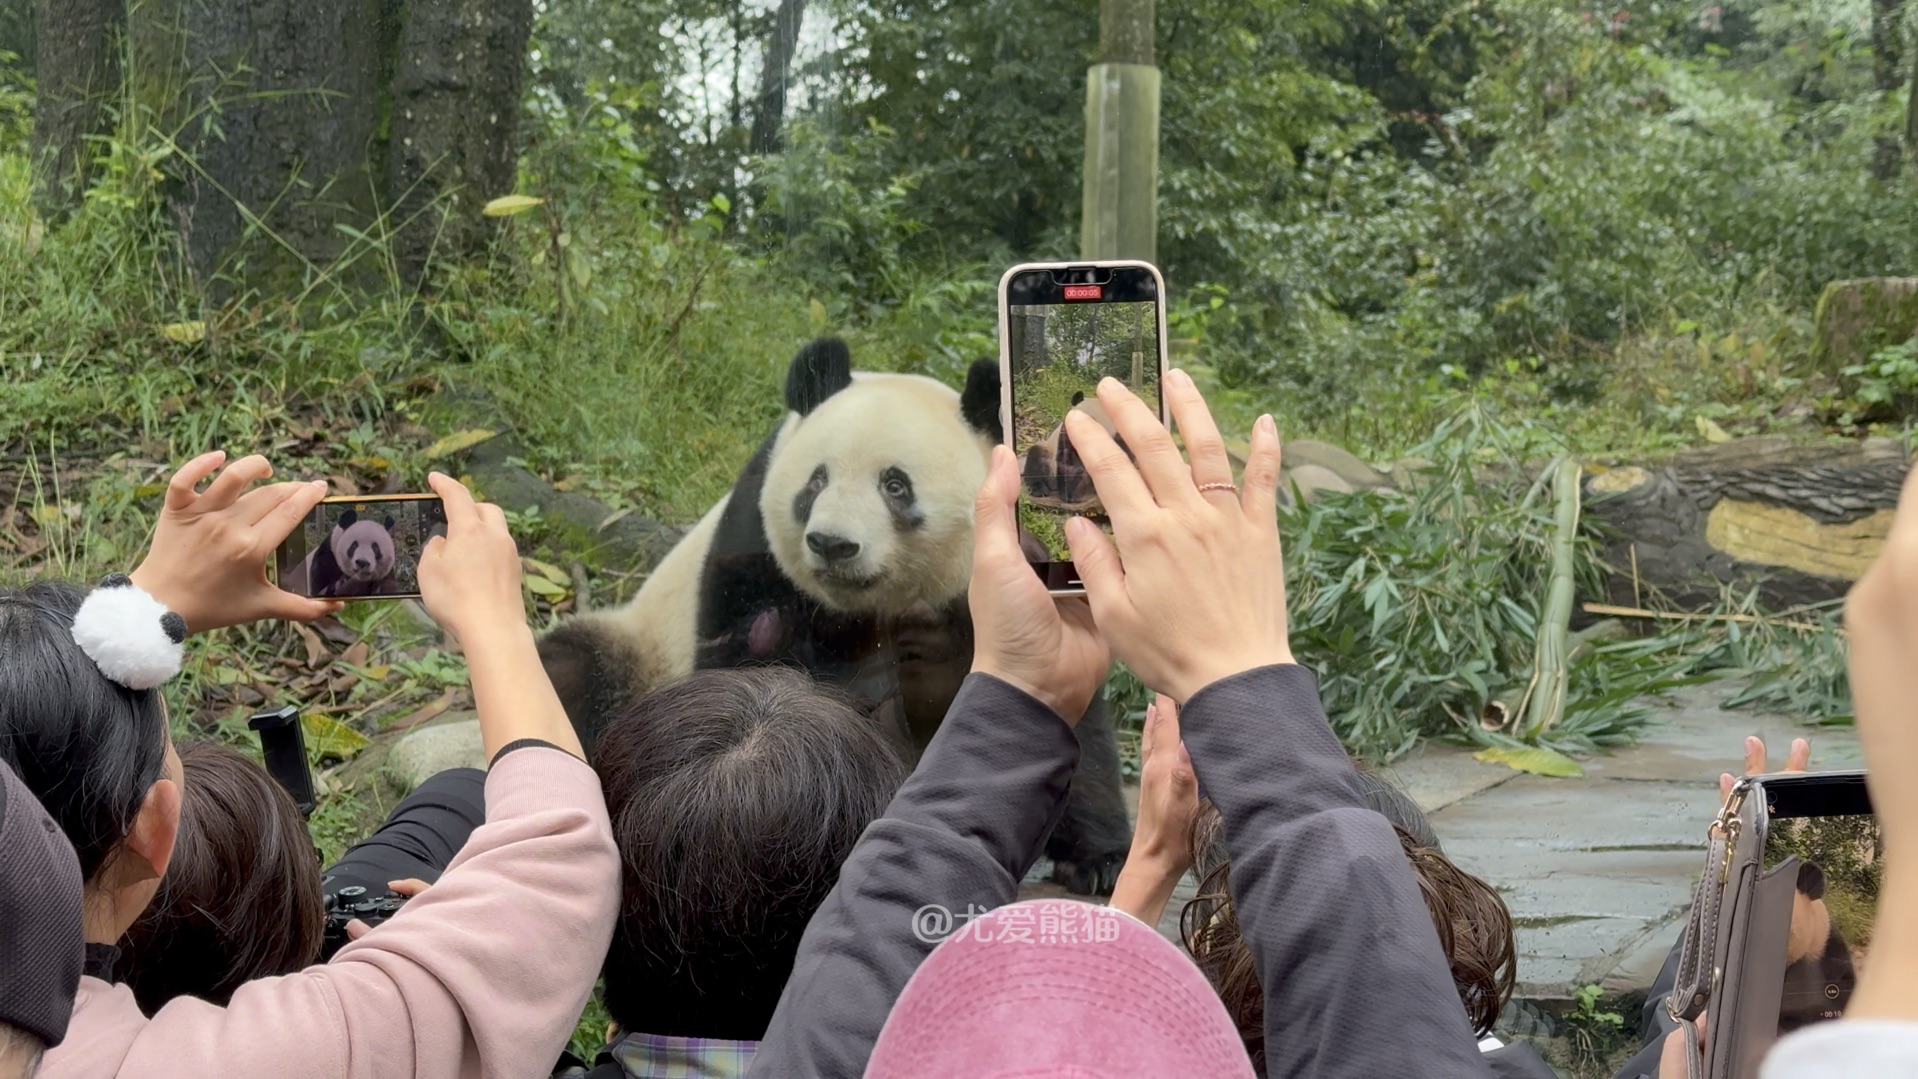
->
<box><xmin>747</xmin><ymin>0</ymin><xmax>805</xmax><ymax>156</ymax></box>
<box><xmin>1099</xmin><ymin>0</ymin><xmax>1154</xmax><ymax>65</ymax></box>
<box><xmin>37</xmin><ymin>0</ymin><xmax>529</xmax><ymax>286</ymax></box>
<box><xmin>1582</xmin><ymin>437</ymin><xmax>1909</xmax><ymax>612</ymax></box>
<box><xmin>128</xmin><ymin>0</ymin><xmax>387</xmax><ymax>285</ymax></box>
<box><xmin>1874</xmin><ymin>0</ymin><xmax>1907</xmax><ymax>179</ymax></box>
<box><xmin>31</xmin><ymin>0</ymin><xmax>123</xmax><ymax>213</ymax></box>
<box><xmin>387</xmin><ymin>0</ymin><xmax>533</xmax><ymax>280</ymax></box>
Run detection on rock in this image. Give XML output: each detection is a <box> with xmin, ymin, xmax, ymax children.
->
<box><xmin>388</xmin><ymin>715</ymin><xmax>487</xmax><ymax>789</ymax></box>
<box><xmin>1284</xmin><ymin>464</ymin><xmax>1354</xmax><ymax>503</ymax></box>
<box><xmin>1282</xmin><ymin>439</ymin><xmax>1391</xmax><ymax>491</ymax></box>
<box><xmin>1276</xmin><ymin>439</ymin><xmax>1394</xmax><ymax>510</ymax></box>
<box><xmin>1813</xmin><ymin>277</ymin><xmax>1918</xmax><ymax>376</ymax></box>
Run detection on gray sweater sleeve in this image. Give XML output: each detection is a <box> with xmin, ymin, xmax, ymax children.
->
<box><xmin>1181</xmin><ymin>665</ymin><xmax>1493</xmax><ymax>1079</ymax></box>
<box><xmin>747</xmin><ymin>673</ymin><xmax>1081</xmax><ymax>1079</ymax></box>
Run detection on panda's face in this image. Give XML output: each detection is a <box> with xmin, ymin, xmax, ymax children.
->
<box><xmin>761</xmin><ymin>373</ymin><xmax>993</xmax><ymax>614</ymax></box>
<box><xmin>331</xmin><ymin>513</ymin><xmax>398</xmax><ymax>582</ymax></box>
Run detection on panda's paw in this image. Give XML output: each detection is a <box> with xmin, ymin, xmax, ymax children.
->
<box><xmin>1049</xmin><ymin>849</ymin><xmax>1127</xmax><ymax>898</ymax></box>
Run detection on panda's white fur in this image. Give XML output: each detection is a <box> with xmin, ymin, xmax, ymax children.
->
<box><xmin>575</xmin><ymin>370</ymin><xmax>992</xmax><ymax>694</ymax></box>
<box><xmin>764</xmin><ymin>372</ymin><xmax>992</xmax><ymax>614</ymax></box>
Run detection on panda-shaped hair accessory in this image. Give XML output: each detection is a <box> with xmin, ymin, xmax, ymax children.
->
<box><xmin>69</xmin><ymin>574</ymin><xmax>187</xmax><ymax>691</ymax></box>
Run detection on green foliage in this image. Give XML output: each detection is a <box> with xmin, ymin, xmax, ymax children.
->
<box><xmin>1842</xmin><ymin>339</ymin><xmax>1918</xmax><ymax>418</ymax></box>
<box><xmin>1563</xmin><ymin>983</ymin><xmax>1630</xmax><ymax>1062</ymax></box>
<box><xmin>569</xmin><ymin>987</ymin><xmax>613</xmax><ymax>1064</ymax></box>
<box><xmin>1691</xmin><ymin>603</ymin><xmax>1854</xmax><ymax>723</ymax></box>
<box><xmin>1281</xmin><ymin>406</ymin><xmax>1694</xmax><ymax>761</ymax></box>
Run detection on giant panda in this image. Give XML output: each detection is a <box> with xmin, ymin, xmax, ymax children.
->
<box><xmin>538</xmin><ymin>337</ymin><xmax>1133</xmax><ymax>894</ymax></box>
<box><xmin>281</xmin><ymin>508</ymin><xmax>399</xmax><ymax>598</ymax></box>
<box><xmin>1778</xmin><ymin>861</ymin><xmax>1857</xmax><ymax>1034</ymax></box>
<box><xmin>1021</xmin><ymin>391</ymin><xmax>1134</xmax><ymax>510</ymax></box>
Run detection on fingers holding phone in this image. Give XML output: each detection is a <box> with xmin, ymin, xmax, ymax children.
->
<box><xmin>417</xmin><ymin>473</ymin><xmax>523</xmax><ymax>646</ymax></box>
<box><xmin>967</xmin><ymin>445</ymin><xmax>1111</xmax><ymax>724</ymax></box>
<box><xmin>130</xmin><ymin>452</ymin><xmax>341</xmax><ymax>632</ymax></box>
<box><xmin>1066</xmin><ymin>375</ymin><xmax>1293</xmax><ymax>704</ymax></box>
<box><xmin>1720</xmin><ymin>736</ymin><xmax>1813</xmax><ymax>802</ymax></box>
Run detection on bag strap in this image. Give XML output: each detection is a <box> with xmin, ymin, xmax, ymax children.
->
<box><xmin>1674</xmin><ymin>1015</ymin><xmax>1706</xmax><ymax>1079</ymax></box>
<box><xmin>1668</xmin><ymin>783</ymin><xmax>1748</xmax><ymax>1024</ymax></box>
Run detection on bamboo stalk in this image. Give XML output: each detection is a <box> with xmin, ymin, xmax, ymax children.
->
<box><xmin>1519</xmin><ymin>458</ymin><xmax>1581</xmax><ymax>740</ymax></box>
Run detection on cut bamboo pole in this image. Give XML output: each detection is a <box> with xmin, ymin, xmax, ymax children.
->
<box><xmin>1519</xmin><ymin>458</ymin><xmax>1581</xmax><ymax>740</ymax></box>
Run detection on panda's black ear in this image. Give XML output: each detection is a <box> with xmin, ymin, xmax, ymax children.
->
<box><xmin>1798</xmin><ymin>861</ymin><xmax>1827</xmax><ymax>900</ymax></box>
<box><xmin>960</xmin><ymin>358</ymin><xmax>1002</xmax><ymax>441</ymax></box>
<box><xmin>785</xmin><ymin>338</ymin><xmax>854</xmax><ymax>416</ymax></box>
<box><xmin>338</xmin><ymin>507</ymin><xmax>358</xmax><ymax>527</ymax></box>
<box><xmin>382</xmin><ymin>516</ymin><xmax>396</xmax><ymax>529</ymax></box>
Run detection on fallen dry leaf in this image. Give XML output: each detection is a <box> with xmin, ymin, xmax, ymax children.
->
<box><xmin>294</xmin><ymin>623</ymin><xmax>328</xmax><ymax>668</ymax></box>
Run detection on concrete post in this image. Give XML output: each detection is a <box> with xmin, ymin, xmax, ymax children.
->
<box><xmin>1081</xmin><ymin>0</ymin><xmax>1159</xmax><ymax>263</ymax></box>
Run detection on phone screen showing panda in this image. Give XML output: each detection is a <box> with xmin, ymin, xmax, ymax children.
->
<box><xmin>1000</xmin><ymin>263</ymin><xmax>1167</xmax><ymax>591</ymax></box>
<box><xmin>1759</xmin><ymin>774</ymin><xmax>1878</xmax><ymax>1044</ymax></box>
<box><xmin>275</xmin><ymin>496</ymin><xmax>448</xmax><ymax>600</ymax></box>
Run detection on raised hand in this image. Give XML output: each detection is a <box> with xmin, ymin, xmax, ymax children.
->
<box><xmin>1718</xmin><ymin>735</ymin><xmax>1811</xmax><ymax>802</ymax></box>
<box><xmin>130</xmin><ymin>451</ymin><xmax>339</xmax><ymax>632</ymax></box>
<box><xmin>416</xmin><ymin>473</ymin><xmax>524</xmax><ymax>647</ymax></box>
<box><xmin>1109</xmin><ymin>694</ymin><xmax>1200</xmax><ymax>926</ymax></box>
<box><xmin>967</xmin><ymin>445</ymin><xmax>1111</xmax><ymax>723</ymax></box>
<box><xmin>1063</xmin><ymin>369</ymin><xmax>1292</xmax><ymax>703</ymax></box>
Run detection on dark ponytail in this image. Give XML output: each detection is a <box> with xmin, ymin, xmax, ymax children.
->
<box><xmin>0</xmin><ymin>580</ymin><xmax>170</xmax><ymax>882</ymax></box>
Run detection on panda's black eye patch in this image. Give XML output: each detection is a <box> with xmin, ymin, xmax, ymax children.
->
<box><xmin>880</xmin><ymin>469</ymin><xmax>912</xmax><ymax>501</ymax></box>
<box><xmin>793</xmin><ymin>465</ymin><xmax>829</xmax><ymax>526</ymax></box>
<box><xmin>880</xmin><ymin>467</ymin><xmax>923</xmax><ymax>531</ymax></box>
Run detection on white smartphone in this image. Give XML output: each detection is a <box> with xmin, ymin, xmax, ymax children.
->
<box><xmin>997</xmin><ymin>260</ymin><xmax>1170</xmax><ymax>595</ymax></box>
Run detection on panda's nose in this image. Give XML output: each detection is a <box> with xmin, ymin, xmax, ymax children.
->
<box><xmin>806</xmin><ymin>532</ymin><xmax>861</xmax><ymax>563</ymax></box>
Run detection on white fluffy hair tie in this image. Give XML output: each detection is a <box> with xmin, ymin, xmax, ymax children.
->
<box><xmin>69</xmin><ymin>574</ymin><xmax>187</xmax><ymax>691</ymax></box>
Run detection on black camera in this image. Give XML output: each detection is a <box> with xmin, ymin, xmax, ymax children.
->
<box><xmin>319</xmin><ymin>878</ymin><xmax>410</xmax><ymax>959</ymax></box>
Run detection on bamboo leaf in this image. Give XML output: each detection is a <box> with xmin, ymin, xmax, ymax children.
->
<box><xmin>422</xmin><ymin>429</ymin><xmax>497</xmax><ymax>460</ymax></box>
<box><xmin>483</xmin><ymin>194</ymin><xmax>544</xmax><ymax>217</ymax></box>
<box><xmin>522</xmin><ymin>557</ymin><xmax>570</xmax><ymax>583</ymax></box>
<box><xmin>1474</xmin><ymin>746</ymin><xmax>1584</xmax><ymax>777</ymax></box>
<box><xmin>302</xmin><ymin>713</ymin><xmax>370</xmax><ymax>760</ymax></box>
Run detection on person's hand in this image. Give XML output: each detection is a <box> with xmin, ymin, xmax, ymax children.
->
<box><xmin>129</xmin><ymin>451</ymin><xmax>340</xmax><ymax>633</ymax></box>
<box><xmin>1064</xmin><ymin>369</ymin><xmax>1291</xmax><ymax>703</ymax></box>
<box><xmin>1131</xmin><ymin>695</ymin><xmax>1198</xmax><ymax>872</ymax></box>
<box><xmin>968</xmin><ymin>445</ymin><xmax>1111</xmax><ymax>723</ymax></box>
<box><xmin>1657</xmin><ymin>1014</ymin><xmax>1706</xmax><ymax>1078</ymax></box>
<box><xmin>1718</xmin><ymin>735</ymin><xmax>1811</xmax><ymax>802</ymax></box>
<box><xmin>417</xmin><ymin>473</ymin><xmax>525</xmax><ymax>647</ymax></box>
<box><xmin>343</xmin><ymin>878</ymin><xmax>430</xmax><ymax>941</ymax></box>
<box><xmin>1108</xmin><ymin>694</ymin><xmax>1200</xmax><ymax>926</ymax></box>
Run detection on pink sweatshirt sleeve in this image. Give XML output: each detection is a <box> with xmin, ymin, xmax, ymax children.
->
<box><xmin>44</xmin><ymin>746</ymin><xmax>619</xmax><ymax>1079</ymax></box>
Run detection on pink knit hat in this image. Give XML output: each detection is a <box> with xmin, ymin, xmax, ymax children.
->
<box><xmin>866</xmin><ymin>899</ymin><xmax>1257</xmax><ymax>1078</ymax></box>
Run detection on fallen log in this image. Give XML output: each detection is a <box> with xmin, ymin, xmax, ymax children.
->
<box><xmin>1582</xmin><ymin>436</ymin><xmax>1908</xmax><ymax>612</ymax></box>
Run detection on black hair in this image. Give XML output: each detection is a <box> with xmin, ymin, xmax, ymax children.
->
<box><xmin>595</xmin><ymin>666</ymin><xmax>909</xmax><ymax>1040</ymax></box>
<box><xmin>0</xmin><ymin>580</ymin><xmax>170</xmax><ymax>882</ymax></box>
<box><xmin>116</xmin><ymin>742</ymin><xmax>325</xmax><ymax>1010</ymax></box>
